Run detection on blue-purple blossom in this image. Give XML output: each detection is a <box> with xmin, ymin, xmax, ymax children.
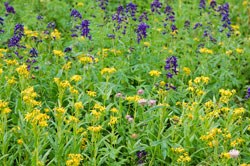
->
<box><xmin>37</xmin><ymin>15</ymin><xmax>43</xmax><ymax>20</ymax></box>
<box><xmin>245</xmin><ymin>87</ymin><xmax>250</xmax><ymax>99</ymax></box>
<box><xmin>47</xmin><ymin>22</ymin><xmax>56</xmax><ymax>29</ymax></box>
<box><xmin>210</xmin><ymin>0</ymin><xmax>217</xmax><ymax>9</ymax></box>
<box><xmin>136</xmin><ymin>150</ymin><xmax>147</xmax><ymax>164</ymax></box>
<box><xmin>97</xmin><ymin>0</ymin><xmax>108</xmax><ymax>10</ymax></box>
<box><xmin>193</xmin><ymin>23</ymin><xmax>202</xmax><ymax>29</ymax></box>
<box><xmin>126</xmin><ymin>2</ymin><xmax>137</xmax><ymax>21</ymax></box>
<box><xmin>64</xmin><ymin>47</ymin><xmax>72</xmax><ymax>52</ymax></box>
<box><xmin>139</xmin><ymin>12</ymin><xmax>148</xmax><ymax>22</ymax></box>
<box><xmin>112</xmin><ymin>6</ymin><xmax>125</xmax><ymax>26</ymax></box>
<box><xmin>136</xmin><ymin>22</ymin><xmax>149</xmax><ymax>43</ymax></box>
<box><xmin>217</xmin><ymin>3</ymin><xmax>232</xmax><ymax>37</ymax></box>
<box><xmin>8</xmin><ymin>24</ymin><xmax>24</xmax><ymax>48</ymax></box>
<box><xmin>4</xmin><ymin>2</ymin><xmax>15</xmax><ymax>14</ymax></box>
<box><xmin>165</xmin><ymin>56</ymin><xmax>178</xmax><ymax>75</ymax></box>
<box><xmin>0</xmin><ymin>17</ymin><xmax>4</xmax><ymax>25</ymax></box>
<box><xmin>29</xmin><ymin>48</ymin><xmax>38</xmax><ymax>57</ymax></box>
<box><xmin>184</xmin><ymin>20</ymin><xmax>190</xmax><ymax>29</ymax></box>
<box><xmin>199</xmin><ymin>0</ymin><xmax>206</xmax><ymax>9</ymax></box>
<box><xmin>151</xmin><ymin>0</ymin><xmax>162</xmax><ymax>14</ymax></box>
<box><xmin>164</xmin><ymin>5</ymin><xmax>175</xmax><ymax>22</ymax></box>
<box><xmin>81</xmin><ymin>20</ymin><xmax>92</xmax><ymax>40</ymax></box>
<box><xmin>70</xmin><ymin>9</ymin><xmax>82</xmax><ymax>19</ymax></box>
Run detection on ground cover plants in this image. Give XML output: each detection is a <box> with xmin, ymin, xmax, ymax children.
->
<box><xmin>0</xmin><ymin>0</ymin><xmax>249</xmax><ymax>165</ymax></box>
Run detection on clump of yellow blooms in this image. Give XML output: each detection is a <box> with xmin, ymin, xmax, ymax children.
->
<box><xmin>0</xmin><ymin>100</ymin><xmax>11</xmax><ymax>114</ymax></box>
<box><xmin>233</xmin><ymin>107</ymin><xmax>245</xmax><ymax>116</ymax></box>
<box><xmin>101</xmin><ymin>67</ymin><xmax>116</xmax><ymax>75</ymax></box>
<box><xmin>183</xmin><ymin>67</ymin><xmax>191</xmax><ymax>75</ymax></box>
<box><xmin>81</xmin><ymin>138</ymin><xmax>87</xmax><ymax>149</ymax></box>
<box><xmin>200</xmin><ymin>128</ymin><xmax>222</xmax><ymax>147</ymax></box>
<box><xmin>171</xmin><ymin>147</ymin><xmax>191</xmax><ymax>163</ymax></box>
<box><xmin>97</xmin><ymin>48</ymin><xmax>109</xmax><ymax>57</ymax></box>
<box><xmin>193</xmin><ymin>76</ymin><xmax>209</xmax><ymax>84</ymax></box>
<box><xmin>93</xmin><ymin>103</ymin><xmax>106</xmax><ymax>112</ymax></box>
<box><xmin>66</xmin><ymin>154</ymin><xmax>83</xmax><ymax>166</ymax></box>
<box><xmin>230</xmin><ymin>138</ymin><xmax>244</xmax><ymax>147</ymax></box>
<box><xmin>88</xmin><ymin>125</ymin><xmax>102</xmax><ymax>132</ymax></box>
<box><xmin>54</xmin><ymin>78</ymin><xmax>71</xmax><ymax>89</ymax></box>
<box><xmin>149</xmin><ymin>70</ymin><xmax>161</xmax><ymax>77</ymax></box>
<box><xmin>108</xmin><ymin>116</ymin><xmax>118</xmax><ymax>125</ymax></box>
<box><xmin>21</xmin><ymin>87</ymin><xmax>41</xmax><ymax>107</ymax></box>
<box><xmin>4</xmin><ymin>59</ymin><xmax>19</xmax><ymax>66</ymax></box>
<box><xmin>226</xmin><ymin>50</ymin><xmax>233</xmax><ymax>55</ymax></box>
<box><xmin>236</xmin><ymin>48</ymin><xmax>244</xmax><ymax>54</ymax></box>
<box><xmin>24</xmin><ymin>27</ymin><xmax>39</xmax><ymax>37</ymax></box>
<box><xmin>78</xmin><ymin>55</ymin><xmax>94</xmax><ymax>64</ymax></box>
<box><xmin>143</xmin><ymin>42</ymin><xmax>150</xmax><ymax>47</ymax></box>
<box><xmin>25</xmin><ymin>109</ymin><xmax>50</xmax><ymax>127</ymax></box>
<box><xmin>70</xmin><ymin>75</ymin><xmax>82</xmax><ymax>82</ymax></box>
<box><xmin>69</xmin><ymin>86</ymin><xmax>79</xmax><ymax>95</ymax></box>
<box><xmin>17</xmin><ymin>139</ymin><xmax>23</xmax><ymax>145</ymax></box>
<box><xmin>220</xmin><ymin>152</ymin><xmax>230</xmax><ymax>159</ymax></box>
<box><xmin>199</xmin><ymin>48</ymin><xmax>213</xmax><ymax>54</ymax></box>
<box><xmin>110</xmin><ymin>49</ymin><xmax>122</xmax><ymax>55</ymax></box>
<box><xmin>53</xmin><ymin>107</ymin><xmax>66</xmax><ymax>115</ymax></box>
<box><xmin>74</xmin><ymin>102</ymin><xmax>83</xmax><ymax>110</ymax></box>
<box><xmin>187</xmin><ymin>76</ymin><xmax>209</xmax><ymax>96</ymax></box>
<box><xmin>51</xmin><ymin>29</ymin><xmax>61</xmax><ymax>39</ymax></box>
<box><xmin>219</xmin><ymin>89</ymin><xmax>236</xmax><ymax>104</ymax></box>
<box><xmin>87</xmin><ymin>90</ymin><xmax>96</xmax><ymax>97</ymax></box>
<box><xmin>16</xmin><ymin>64</ymin><xmax>29</xmax><ymax>78</ymax></box>
<box><xmin>126</xmin><ymin>95</ymin><xmax>141</xmax><ymax>102</ymax></box>
<box><xmin>110</xmin><ymin>107</ymin><xmax>118</xmax><ymax>113</ymax></box>
<box><xmin>91</xmin><ymin>109</ymin><xmax>101</xmax><ymax>119</ymax></box>
<box><xmin>0</xmin><ymin>48</ymin><xmax>7</xmax><ymax>58</ymax></box>
<box><xmin>53</xmin><ymin>50</ymin><xmax>64</xmax><ymax>57</ymax></box>
<box><xmin>62</xmin><ymin>62</ymin><xmax>72</xmax><ymax>70</ymax></box>
<box><xmin>64</xmin><ymin>116</ymin><xmax>79</xmax><ymax>124</ymax></box>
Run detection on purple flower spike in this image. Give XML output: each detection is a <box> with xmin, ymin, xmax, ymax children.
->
<box><xmin>4</xmin><ymin>2</ymin><xmax>15</xmax><ymax>14</ymax></box>
<box><xmin>136</xmin><ymin>22</ymin><xmax>149</xmax><ymax>43</ymax></box>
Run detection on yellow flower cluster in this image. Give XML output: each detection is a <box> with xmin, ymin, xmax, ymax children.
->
<box><xmin>0</xmin><ymin>48</ymin><xmax>7</xmax><ymax>58</ymax></box>
<box><xmin>219</xmin><ymin>89</ymin><xmax>236</xmax><ymax>104</ymax></box>
<box><xmin>62</xmin><ymin>62</ymin><xmax>72</xmax><ymax>70</ymax></box>
<box><xmin>110</xmin><ymin>49</ymin><xmax>122</xmax><ymax>55</ymax></box>
<box><xmin>91</xmin><ymin>109</ymin><xmax>101</xmax><ymax>119</ymax></box>
<box><xmin>21</xmin><ymin>87</ymin><xmax>41</xmax><ymax>107</ymax></box>
<box><xmin>171</xmin><ymin>147</ymin><xmax>191</xmax><ymax>163</ymax></box>
<box><xmin>70</xmin><ymin>75</ymin><xmax>82</xmax><ymax>82</ymax></box>
<box><xmin>54</xmin><ymin>78</ymin><xmax>71</xmax><ymax>89</ymax></box>
<box><xmin>230</xmin><ymin>138</ymin><xmax>244</xmax><ymax>147</ymax></box>
<box><xmin>126</xmin><ymin>95</ymin><xmax>140</xmax><ymax>102</ymax></box>
<box><xmin>183</xmin><ymin>67</ymin><xmax>191</xmax><ymax>75</ymax></box>
<box><xmin>51</xmin><ymin>29</ymin><xmax>61</xmax><ymax>39</ymax></box>
<box><xmin>25</xmin><ymin>109</ymin><xmax>50</xmax><ymax>127</ymax></box>
<box><xmin>74</xmin><ymin>102</ymin><xmax>83</xmax><ymax>110</ymax></box>
<box><xmin>110</xmin><ymin>107</ymin><xmax>118</xmax><ymax>113</ymax></box>
<box><xmin>233</xmin><ymin>107</ymin><xmax>245</xmax><ymax>116</ymax></box>
<box><xmin>53</xmin><ymin>50</ymin><xmax>64</xmax><ymax>57</ymax></box>
<box><xmin>93</xmin><ymin>103</ymin><xmax>105</xmax><ymax>112</ymax></box>
<box><xmin>4</xmin><ymin>59</ymin><xmax>19</xmax><ymax>66</ymax></box>
<box><xmin>53</xmin><ymin>107</ymin><xmax>66</xmax><ymax>115</ymax></box>
<box><xmin>16</xmin><ymin>64</ymin><xmax>29</xmax><ymax>78</ymax></box>
<box><xmin>66</xmin><ymin>154</ymin><xmax>83</xmax><ymax>166</ymax></box>
<box><xmin>64</xmin><ymin>116</ymin><xmax>79</xmax><ymax>124</ymax></box>
<box><xmin>236</xmin><ymin>48</ymin><xmax>244</xmax><ymax>54</ymax></box>
<box><xmin>0</xmin><ymin>100</ymin><xmax>11</xmax><ymax>114</ymax></box>
<box><xmin>226</xmin><ymin>50</ymin><xmax>233</xmax><ymax>55</ymax></box>
<box><xmin>193</xmin><ymin>76</ymin><xmax>209</xmax><ymax>84</ymax></box>
<box><xmin>220</xmin><ymin>152</ymin><xmax>230</xmax><ymax>159</ymax></box>
<box><xmin>199</xmin><ymin>48</ymin><xmax>213</xmax><ymax>54</ymax></box>
<box><xmin>78</xmin><ymin>55</ymin><xmax>94</xmax><ymax>64</ymax></box>
<box><xmin>101</xmin><ymin>67</ymin><xmax>116</xmax><ymax>75</ymax></box>
<box><xmin>87</xmin><ymin>90</ymin><xmax>96</xmax><ymax>97</ymax></box>
<box><xmin>171</xmin><ymin>147</ymin><xmax>185</xmax><ymax>153</ymax></box>
<box><xmin>24</xmin><ymin>27</ymin><xmax>39</xmax><ymax>37</ymax></box>
<box><xmin>108</xmin><ymin>116</ymin><xmax>118</xmax><ymax>125</ymax></box>
<box><xmin>149</xmin><ymin>70</ymin><xmax>161</xmax><ymax>77</ymax></box>
<box><xmin>88</xmin><ymin>125</ymin><xmax>102</xmax><ymax>132</ymax></box>
<box><xmin>200</xmin><ymin>128</ymin><xmax>222</xmax><ymax>147</ymax></box>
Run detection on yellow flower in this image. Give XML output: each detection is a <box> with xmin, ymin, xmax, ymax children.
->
<box><xmin>17</xmin><ymin>139</ymin><xmax>23</xmax><ymax>145</ymax></box>
<box><xmin>236</xmin><ymin>48</ymin><xmax>244</xmax><ymax>54</ymax></box>
<box><xmin>53</xmin><ymin>107</ymin><xmax>66</xmax><ymax>114</ymax></box>
<box><xmin>143</xmin><ymin>42</ymin><xmax>150</xmax><ymax>47</ymax></box>
<box><xmin>101</xmin><ymin>67</ymin><xmax>116</xmax><ymax>75</ymax></box>
<box><xmin>51</xmin><ymin>29</ymin><xmax>61</xmax><ymax>39</ymax></box>
<box><xmin>21</xmin><ymin>87</ymin><xmax>41</xmax><ymax>107</ymax></box>
<box><xmin>220</xmin><ymin>152</ymin><xmax>230</xmax><ymax>159</ymax></box>
<box><xmin>183</xmin><ymin>67</ymin><xmax>191</xmax><ymax>75</ymax></box>
<box><xmin>88</xmin><ymin>125</ymin><xmax>102</xmax><ymax>132</ymax></box>
<box><xmin>62</xmin><ymin>62</ymin><xmax>72</xmax><ymax>70</ymax></box>
<box><xmin>87</xmin><ymin>90</ymin><xmax>96</xmax><ymax>97</ymax></box>
<box><xmin>53</xmin><ymin>50</ymin><xmax>64</xmax><ymax>57</ymax></box>
<box><xmin>110</xmin><ymin>107</ymin><xmax>118</xmax><ymax>113</ymax></box>
<box><xmin>66</xmin><ymin>154</ymin><xmax>83</xmax><ymax>166</ymax></box>
<box><xmin>226</xmin><ymin>50</ymin><xmax>233</xmax><ymax>55</ymax></box>
<box><xmin>126</xmin><ymin>95</ymin><xmax>140</xmax><ymax>102</ymax></box>
<box><xmin>149</xmin><ymin>70</ymin><xmax>161</xmax><ymax>77</ymax></box>
<box><xmin>108</xmin><ymin>116</ymin><xmax>118</xmax><ymax>125</ymax></box>
<box><xmin>5</xmin><ymin>59</ymin><xmax>19</xmax><ymax>66</ymax></box>
<box><xmin>16</xmin><ymin>64</ymin><xmax>29</xmax><ymax>78</ymax></box>
<box><xmin>7</xmin><ymin>76</ymin><xmax>17</xmax><ymax>85</ymax></box>
<box><xmin>25</xmin><ymin>109</ymin><xmax>50</xmax><ymax>127</ymax></box>
<box><xmin>78</xmin><ymin>55</ymin><xmax>93</xmax><ymax>64</ymax></box>
<box><xmin>70</xmin><ymin>75</ymin><xmax>82</xmax><ymax>82</ymax></box>
<box><xmin>77</xmin><ymin>2</ymin><xmax>84</xmax><ymax>6</ymax></box>
<box><xmin>74</xmin><ymin>102</ymin><xmax>83</xmax><ymax>110</ymax></box>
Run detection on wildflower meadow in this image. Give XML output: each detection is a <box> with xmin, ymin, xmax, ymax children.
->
<box><xmin>0</xmin><ymin>0</ymin><xmax>249</xmax><ymax>165</ymax></box>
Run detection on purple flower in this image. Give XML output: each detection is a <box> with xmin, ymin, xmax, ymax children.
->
<box><xmin>81</xmin><ymin>20</ymin><xmax>92</xmax><ymax>40</ymax></box>
<box><xmin>107</xmin><ymin>34</ymin><xmax>115</xmax><ymax>39</ymax></box>
<box><xmin>70</xmin><ymin>9</ymin><xmax>82</xmax><ymax>19</ymax></box>
<box><xmin>138</xmin><ymin>99</ymin><xmax>148</xmax><ymax>106</ymax></box>
<box><xmin>136</xmin><ymin>22</ymin><xmax>149</xmax><ymax>43</ymax></box>
<box><xmin>164</xmin><ymin>5</ymin><xmax>175</xmax><ymax>22</ymax></box>
<box><xmin>165</xmin><ymin>56</ymin><xmax>178</xmax><ymax>90</ymax></box>
<box><xmin>217</xmin><ymin>3</ymin><xmax>232</xmax><ymax>37</ymax></box>
<box><xmin>139</xmin><ymin>12</ymin><xmax>148</xmax><ymax>22</ymax></box>
<box><xmin>193</xmin><ymin>23</ymin><xmax>202</xmax><ymax>29</ymax></box>
<box><xmin>126</xmin><ymin>2</ymin><xmax>137</xmax><ymax>21</ymax></box>
<box><xmin>8</xmin><ymin>24</ymin><xmax>24</xmax><ymax>48</ymax></box>
<box><xmin>184</xmin><ymin>20</ymin><xmax>190</xmax><ymax>29</ymax></box>
<box><xmin>4</xmin><ymin>2</ymin><xmax>15</xmax><ymax>14</ymax></box>
<box><xmin>97</xmin><ymin>0</ymin><xmax>108</xmax><ymax>10</ymax></box>
<box><xmin>0</xmin><ymin>17</ymin><xmax>4</xmax><ymax>25</ymax></box>
<box><xmin>245</xmin><ymin>87</ymin><xmax>250</xmax><ymax>99</ymax></box>
<box><xmin>210</xmin><ymin>0</ymin><xmax>217</xmax><ymax>9</ymax></box>
<box><xmin>148</xmin><ymin>100</ymin><xmax>157</xmax><ymax>106</ymax></box>
<box><xmin>47</xmin><ymin>22</ymin><xmax>56</xmax><ymax>29</ymax></box>
<box><xmin>37</xmin><ymin>15</ymin><xmax>43</xmax><ymax>20</ymax></box>
<box><xmin>112</xmin><ymin>6</ymin><xmax>126</xmax><ymax>31</ymax></box>
<box><xmin>136</xmin><ymin>150</ymin><xmax>147</xmax><ymax>164</ymax></box>
<box><xmin>151</xmin><ymin>0</ymin><xmax>162</xmax><ymax>14</ymax></box>
<box><xmin>64</xmin><ymin>47</ymin><xmax>72</xmax><ymax>52</ymax></box>
<box><xmin>199</xmin><ymin>0</ymin><xmax>206</xmax><ymax>9</ymax></box>
<box><xmin>29</xmin><ymin>48</ymin><xmax>38</xmax><ymax>57</ymax></box>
